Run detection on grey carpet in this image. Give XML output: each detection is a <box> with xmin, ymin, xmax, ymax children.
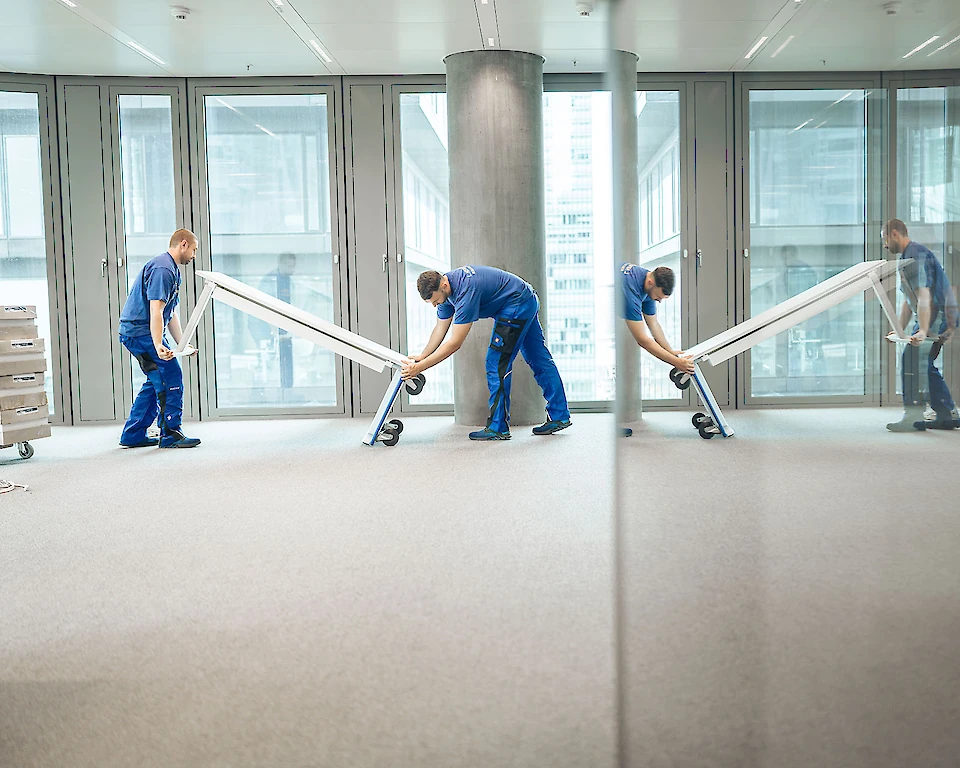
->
<box><xmin>618</xmin><ymin>407</ymin><xmax>960</xmax><ymax>768</ymax></box>
<box><xmin>1</xmin><ymin>415</ymin><xmax>616</xmax><ymax>768</ymax></box>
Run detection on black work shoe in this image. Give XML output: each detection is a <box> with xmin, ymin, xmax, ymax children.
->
<box><xmin>927</xmin><ymin>414</ymin><xmax>960</xmax><ymax>430</ymax></box>
<box><xmin>468</xmin><ymin>428</ymin><xmax>511</xmax><ymax>441</ymax></box>
<box><xmin>886</xmin><ymin>415</ymin><xmax>927</xmax><ymax>432</ymax></box>
<box><xmin>620</xmin><ymin>427</ymin><xmax>633</xmax><ymax>437</ymax></box>
<box><xmin>159</xmin><ymin>429</ymin><xmax>201</xmax><ymax>448</ymax></box>
<box><xmin>120</xmin><ymin>438</ymin><xmax>160</xmax><ymax>448</ymax></box>
<box><xmin>532</xmin><ymin>419</ymin><xmax>572</xmax><ymax>436</ymax></box>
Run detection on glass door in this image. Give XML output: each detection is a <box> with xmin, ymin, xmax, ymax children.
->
<box><xmin>741</xmin><ymin>83</ymin><xmax>878</xmax><ymax>404</ymax></box>
<box><xmin>193</xmin><ymin>86</ymin><xmax>345</xmax><ymax>417</ymax></box>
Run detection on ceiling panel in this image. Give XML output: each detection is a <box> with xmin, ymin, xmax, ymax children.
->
<box><xmin>293</xmin><ymin>0</ymin><xmax>478</xmax><ymax>25</ymax></box>
<box><xmin>75</xmin><ymin>0</ymin><xmax>278</xmax><ymax>26</ymax></box>
<box><xmin>497</xmin><ymin>0</ymin><xmax>788</xmax><ymax>23</ymax></box>
<box><xmin>309</xmin><ymin>22</ymin><xmax>480</xmax><ymax>53</ymax></box>
<box><xmin>121</xmin><ymin>24</ymin><xmax>304</xmax><ymax>57</ymax></box>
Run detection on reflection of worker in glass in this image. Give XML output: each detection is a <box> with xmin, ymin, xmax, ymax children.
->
<box><xmin>883</xmin><ymin>219</ymin><xmax>959</xmax><ymax>431</ymax></box>
<box><xmin>777</xmin><ymin>244</ymin><xmax>820</xmax><ymax>380</ymax></box>
<box><xmin>249</xmin><ymin>252</ymin><xmax>296</xmax><ymax>389</ymax></box>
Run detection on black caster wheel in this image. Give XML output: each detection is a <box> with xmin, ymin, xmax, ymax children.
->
<box><xmin>697</xmin><ymin>425</ymin><xmax>716</xmax><ymax>440</ymax></box>
<box><xmin>18</xmin><ymin>442</ymin><xmax>34</xmax><ymax>459</ymax></box>
<box><xmin>692</xmin><ymin>412</ymin><xmax>709</xmax><ymax>428</ymax></box>
<box><xmin>380</xmin><ymin>428</ymin><xmax>400</xmax><ymax>447</ymax></box>
<box><xmin>669</xmin><ymin>367</ymin><xmax>691</xmax><ymax>390</ymax></box>
<box><xmin>387</xmin><ymin>419</ymin><xmax>404</xmax><ymax>434</ymax></box>
<box><xmin>405</xmin><ymin>373</ymin><xmax>425</xmax><ymax>396</ymax></box>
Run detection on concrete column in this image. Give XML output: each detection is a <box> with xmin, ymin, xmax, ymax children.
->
<box><xmin>609</xmin><ymin>50</ymin><xmax>641</xmax><ymax>424</ymax></box>
<box><xmin>445</xmin><ymin>50</ymin><xmax>547</xmax><ymax>427</ymax></box>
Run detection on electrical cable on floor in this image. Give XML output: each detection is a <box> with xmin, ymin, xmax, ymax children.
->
<box><xmin>0</xmin><ymin>479</ymin><xmax>29</xmax><ymax>494</ymax></box>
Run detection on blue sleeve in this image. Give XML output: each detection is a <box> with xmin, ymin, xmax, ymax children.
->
<box><xmin>452</xmin><ymin>284</ymin><xmax>481</xmax><ymax>324</ymax></box>
<box><xmin>146</xmin><ymin>267</ymin><xmax>177</xmax><ymax>304</ymax></box>
<box><xmin>622</xmin><ymin>277</ymin><xmax>646</xmax><ymax>322</ymax></box>
<box><xmin>437</xmin><ymin>300</ymin><xmax>454</xmax><ymax>321</ymax></box>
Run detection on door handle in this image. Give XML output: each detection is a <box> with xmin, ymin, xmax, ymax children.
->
<box><xmin>101</xmin><ymin>257</ymin><xmax>108</xmax><ymax>277</ymax></box>
<box><xmin>743</xmin><ymin>248</ymin><xmax>749</xmax><ymax>259</ymax></box>
<box><xmin>696</xmin><ymin>249</ymin><xmax>702</xmax><ymax>267</ymax></box>
<box><xmin>382</xmin><ymin>254</ymin><xmax>388</xmax><ymax>272</ymax></box>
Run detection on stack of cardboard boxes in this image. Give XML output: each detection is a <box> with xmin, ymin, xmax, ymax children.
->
<box><xmin>0</xmin><ymin>305</ymin><xmax>51</xmax><ymax>455</ymax></box>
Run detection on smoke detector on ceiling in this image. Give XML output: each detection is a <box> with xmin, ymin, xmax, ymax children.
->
<box><xmin>882</xmin><ymin>1</ymin><xmax>902</xmax><ymax>15</ymax></box>
<box><xmin>575</xmin><ymin>1</ymin><xmax>594</xmax><ymax>17</ymax></box>
<box><xmin>170</xmin><ymin>5</ymin><xmax>191</xmax><ymax>20</ymax></box>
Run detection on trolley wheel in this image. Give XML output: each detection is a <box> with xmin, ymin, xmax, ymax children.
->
<box><xmin>387</xmin><ymin>419</ymin><xmax>404</xmax><ymax>434</ymax></box>
<box><xmin>405</xmin><ymin>374</ymin><xmax>425</xmax><ymax>396</ymax></box>
<box><xmin>692</xmin><ymin>412</ymin><xmax>709</xmax><ymax>428</ymax></box>
<box><xmin>380</xmin><ymin>428</ymin><xmax>400</xmax><ymax>447</ymax></box>
<box><xmin>697</xmin><ymin>425</ymin><xmax>716</xmax><ymax>440</ymax></box>
<box><xmin>669</xmin><ymin>367</ymin><xmax>691</xmax><ymax>390</ymax></box>
<box><xmin>18</xmin><ymin>441</ymin><xmax>34</xmax><ymax>459</ymax></box>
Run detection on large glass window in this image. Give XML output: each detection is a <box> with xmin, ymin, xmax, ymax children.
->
<box><xmin>894</xmin><ymin>85</ymin><xmax>960</xmax><ymax>396</ymax></box>
<box><xmin>748</xmin><ymin>89</ymin><xmax>868</xmax><ymax>397</ymax></box>
<box><xmin>117</xmin><ymin>94</ymin><xmax>178</xmax><ymax>397</ymax></box>
<box><xmin>543</xmin><ymin>91</ymin><xmax>615</xmax><ymax>402</ymax></box>
<box><xmin>204</xmin><ymin>94</ymin><xmax>336</xmax><ymax>409</ymax></box>
<box><xmin>0</xmin><ymin>91</ymin><xmax>54</xmax><ymax>413</ymax></box>
<box><xmin>636</xmin><ymin>91</ymin><xmax>683</xmax><ymax>401</ymax></box>
<box><xmin>399</xmin><ymin>92</ymin><xmax>452</xmax><ymax>405</ymax></box>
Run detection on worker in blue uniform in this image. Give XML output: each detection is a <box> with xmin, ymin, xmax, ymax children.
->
<box><xmin>402</xmin><ymin>266</ymin><xmax>571</xmax><ymax>441</ymax></box>
<box><xmin>118</xmin><ymin>229</ymin><xmax>201</xmax><ymax>449</ymax></box>
<box><xmin>619</xmin><ymin>262</ymin><xmax>694</xmax><ymax>436</ymax></box>
<box><xmin>883</xmin><ymin>219</ymin><xmax>959</xmax><ymax>432</ymax></box>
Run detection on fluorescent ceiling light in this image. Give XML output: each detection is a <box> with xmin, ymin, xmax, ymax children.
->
<box><xmin>792</xmin><ymin>118</ymin><xmax>812</xmax><ymax>132</ymax></box>
<box><xmin>59</xmin><ymin>0</ymin><xmax>77</xmax><ymax>6</ymax></box>
<box><xmin>902</xmin><ymin>35</ymin><xmax>939</xmax><ymax>59</ymax></box>
<box><xmin>309</xmin><ymin>39</ymin><xmax>332</xmax><ymax>63</ymax></box>
<box><xmin>481</xmin><ymin>0</ymin><xmax>489</xmax><ymax>4</ymax></box>
<box><xmin>488</xmin><ymin>37</ymin><xmax>496</xmax><ymax>46</ymax></box>
<box><xmin>830</xmin><ymin>91</ymin><xmax>853</xmax><ymax>106</ymax></box>
<box><xmin>214</xmin><ymin>97</ymin><xmax>240</xmax><ymax>113</ymax></box>
<box><xmin>126</xmin><ymin>41</ymin><xmax>166</xmax><ymax>66</ymax></box>
<box><xmin>928</xmin><ymin>33</ymin><xmax>960</xmax><ymax>56</ymax></box>
<box><xmin>255</xmin><ymin>123</ymin><xmax>278</xmax><ymax>139</ymax></box>
<box><xmin>270</xmin><ymin>0</ymin><xmax>283</xmax><ymax>5</ymax></box>
<box><xmin>770</xmin><ymin>35</ymin><xmax>795</xmax><ymax>58</ymax></box>
<box><xmin>745</xmin><ymin>36</ymin><xmax>768</xmax><ymax>59</ymax></box>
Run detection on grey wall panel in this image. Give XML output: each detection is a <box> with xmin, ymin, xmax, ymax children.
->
<box><xmin>60</xmin><ymin>83</ymin><xmax>120</xmax><ymax>422</ymax></box>
<box><xmin>347</xmin><ymin>84</ymin><xmax>394</xmax><ymax>415</ymax></box>
<box><xmin>693</xmin><ymin>79</ymin><xmax>734</xmax><ymax>407</ymax></box>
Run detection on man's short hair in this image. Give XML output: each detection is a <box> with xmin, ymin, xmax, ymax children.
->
<box><xmin>885</xmin><ymin>218</ymin><xmax>908</xmax><ymax>237</ymax></box>
<box><xmin>417</xmin><ymin>270</ymin><xmax>443</xmax><ymax>300</ymax></box>
<box><xmin>652</xmin><ymin>266</ymin><xmax>675</xmax><ymax>296</ymax></box>
<box><xmin>169</xmin><ymin>228</ymin><xmax>197</xmax><ymax>248</ymax></box>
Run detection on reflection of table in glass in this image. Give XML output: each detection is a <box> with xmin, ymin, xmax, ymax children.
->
<box><xmin>668</xmin><ymin>259</ymin><xmax>905</xmax><ymax>439</ymax></box>
<box><xmin>175</xmin><ymin>270</ymin><xmax>425</xmax><ymax>447</ymax></box>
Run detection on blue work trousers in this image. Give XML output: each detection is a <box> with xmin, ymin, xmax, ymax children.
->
<box><xmin>485</xmin><ymin>294</ymin><xmax>570</xmax><ymax>433</ymax></box>
<box><xmin>119</xmin><ymin>334</ymin><xmax>184</xmax><ymax>444</ymax></box>
<box><xmin>902</xmin><ymin>318</ymin><xmax>956</xmax><ymax>415</ymax></box>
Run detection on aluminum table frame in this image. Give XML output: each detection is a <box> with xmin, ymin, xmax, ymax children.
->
<box><xmin>669</xmin><ymin>259</ymin><xmax>907</xmax><ymax>439</ymax></box>
<box><xmin>175</xmin><ymin>270</ymin><xmax>424</xmax><ymax>446</ymax></box>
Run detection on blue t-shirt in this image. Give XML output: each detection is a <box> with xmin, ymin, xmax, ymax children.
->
<box><xmin>119</xmin><ymin>252</ymin><xmax>182</xmax><ymax>338</ymax></box>
<box><xmin>901</xmin><ymin>241</ymin><xmax>957</xmax><ymax>326</ymax></box>
<box><xmin>436</xmin><ymin>266</ymin><xmax>535</xmax><ymax>324</ymax></box>
<box><xmin>619</xmin><ymin>262</ymin><xmax>657</xmax><ymax>321</ymax></box>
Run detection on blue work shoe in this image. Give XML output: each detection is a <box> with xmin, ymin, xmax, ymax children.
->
<box><xmin>119</xmin><ymin>437</ymin><xmax>159</xmax><ymax>448</ymax></box>
<box><xmin>532</xmin><ymin>419</ymin><xmax>572</xmax><ymax>436</ymax></box>
<box><xmin>468</xmin><ymin>428</ymin><xmax>511</xmax><ymax>441</ymax></box>
<box><xmin>620</xmin><ymin>427</ymin><xmax>633</xmax><ymax>438</ymax></box>
<box><xmin>159</xmin><ymin>429</ymin><xmax>202</xmax><ymax>449</ymax></box>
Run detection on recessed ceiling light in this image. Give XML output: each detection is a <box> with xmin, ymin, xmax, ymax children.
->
<box><xmin>488</xmin><ymin>37</ymin><xmax>496</xmax><ymax>46</ymax></box>
<box><xmin>902</xmin><ymin>35</ymin><xmax>939</xmax><ymax>58</ymax></box>
<box><xmin>745</xmin><ymin>36</ymin><xmax>768</xmax><ymax>59</ymax></box>
<box><xmin>481</xmin><ymin>0</ymin><xmax>489</xmax><ymax>4</ymax></box>
<box><xmin>770</xmin><ymin>35</ymin><xmax>795</xmax><ymax>58</ymax></box>
<box><xmin>126</xmin><ymin>41</ymin><xmax>166</xmax><ymax>67</ymax></box>
<box><xmin>59</xmin><ymin>0</ymin><xmax>77</xmax><ymax>6</ymax></box>
<box><xmin>309</xmin><ymin>39</ymin><xmax>333</xmax><ymax>63</ymax></box>
<box><xmin>927</xmin><ymin>33</ymin><xmax>960</xmax><ymax>56</ymax></box>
